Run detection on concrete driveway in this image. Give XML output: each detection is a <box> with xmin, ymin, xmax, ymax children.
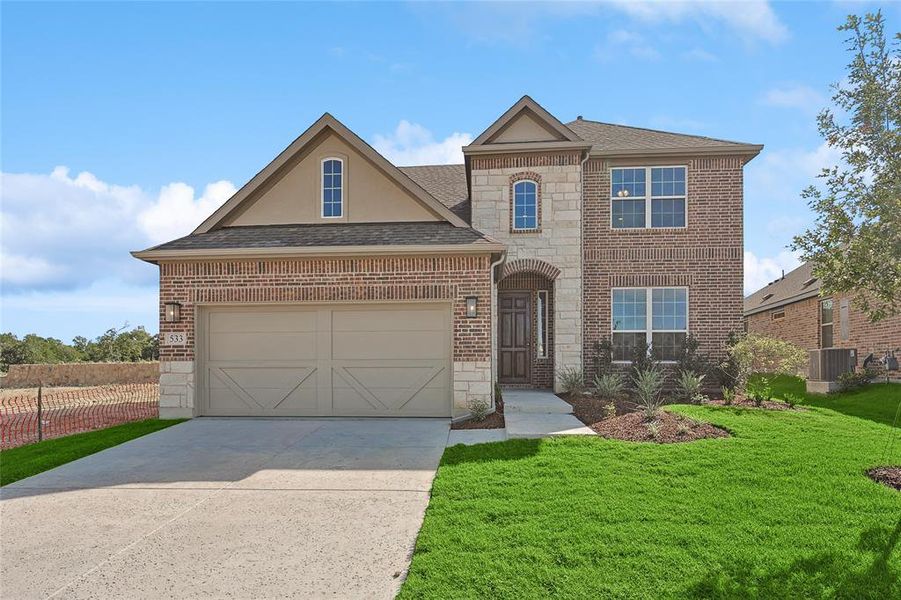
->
<box><xmin>1</xmin><ymin>418</ymin><xmax>450</xmax><ymax>599</ymax></box>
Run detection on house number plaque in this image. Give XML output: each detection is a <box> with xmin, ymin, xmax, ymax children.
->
<box><xmin>165</xmin><ymin>332</ymin><xmax>187</xmax><ymax>345</ymax></box>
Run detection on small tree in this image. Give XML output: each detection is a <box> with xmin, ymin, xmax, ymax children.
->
<box><xmin>726</xmin><ymin>334</ymin><xmax>807</xmax><ymax>394</ymax></box>
<box><xmin>792</xmin><ymin>11</ymin><xmax>901</xmax><ymax>322</ymax></box>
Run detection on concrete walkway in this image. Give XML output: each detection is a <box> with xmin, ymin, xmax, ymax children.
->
<box><xmin>503</xmin><ymin>389</ymin><xmax>596</xmax><ymax>439</ymax></box>
<box><xmin>1</xmin><ymin>418</ymin><xmax>449</xmax><ymax>600</ymax></box>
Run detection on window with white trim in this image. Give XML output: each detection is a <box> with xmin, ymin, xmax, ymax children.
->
<box><xmin>322</xmin><ymin>158</ymin><xmax>343</xmax><ymax>218</ymax></box>
<box><xmin>612</xmin><ymin>166</ymin><xmax>686</xmax><ymax>229</ymax></box>
<box><xmin>821</xmin><ymin>299</ymin><xmax>834</xmax><ymax>348</ymax></box>
<box><xmin>512</xmin><ymin>180</ymin><xmax>538</xmax><ymax>230</ymax></box>
<box><xmin>612</xmin><ymin>287</ymin><xmax>688</xmax><ymax>361</ymax></box>
<box><xmin>536</xmin><ymin>290</ymin><xmax>548</xmax><ymax>358</ymax></box>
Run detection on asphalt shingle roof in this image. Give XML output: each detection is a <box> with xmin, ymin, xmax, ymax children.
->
<box><xmin>566</xmin><ymin>118</ymin><xmax>757</xmax><ymax>153</ymax></box>
<box><xmin>744</xmin><ymin>261</ymin><xmax>821</xmax><ymax>315</ymax></box>
<box><xmin>399</xmin><ymin>164</ymin><xmax>469</xmax><ymax>222</ymax></box>
<box><xmin>147</xmin><ymin>221</ymin><xmax>495</xmax><ymax>251</ymax></box>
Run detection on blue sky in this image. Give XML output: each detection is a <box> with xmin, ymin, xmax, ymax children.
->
<box><xmin>2</xmin><ymin>1</ymin><xmax>898</xmax><ymax>342</ymax></box>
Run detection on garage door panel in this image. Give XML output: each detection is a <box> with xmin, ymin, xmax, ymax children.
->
<box><xmin>332</xmin><ymin>331</ymin><xmax>447</xmax><ymax>360</ymax></box>
<box><xmin>332</xmin><ymin>308</ymin><xmax>447</xmax><ymax>331</ymax></box>
<box><xmin>210</xmin><ymin>310</ymin><xmax>317</xmax><ymax>333</ymax></box>
<box><xmin>208</xmin><ymin>332</ymin><xmax>317</xmax><ymax>362</ymax></box>
<box><xmin>203</xmin><ymin>304</ymin><xmax>451</xmax><ymax>417</ymax></box>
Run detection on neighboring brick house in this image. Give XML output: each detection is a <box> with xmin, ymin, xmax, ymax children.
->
<box><xmin>744</xmin><ymin>260</ymin><xmax>901</xmax><ymax>364</ymax></box>
<box><xmin>134</xmin><ymin>96</ymin><xmax>762</xmax><ymax>419</ymax></box>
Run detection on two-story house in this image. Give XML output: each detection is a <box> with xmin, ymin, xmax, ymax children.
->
<box><xmin>134</xmin><ymin>96</ymin><xmax>762</xmax><ymax>419</ymax></box>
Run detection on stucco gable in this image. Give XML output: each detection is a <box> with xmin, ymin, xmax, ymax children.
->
<box><xmin>194</xmin><ymin>114</ymin><xmax>468</xmax><ymax>233</ymax></box>
<box><xmin>469</xmin><ymin>95</ymin><xmax>584</xmax><ymax>146</ymax></box>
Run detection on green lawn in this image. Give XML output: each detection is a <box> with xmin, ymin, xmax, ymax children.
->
<box><xmin>0</xmin><ymin>418</ymin><xmax>185</xmax><ymax>486</ymax></box>
<box><xmin>400</xmin><ymin>396</ymin><xmax>901</xmax><ymax>598</ymax></box>
<box><xmin>763</xmin><ymin>374</ymin><xmax>900</xmax><ymax>427</ymax></box>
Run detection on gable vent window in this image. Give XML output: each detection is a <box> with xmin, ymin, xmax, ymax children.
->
<box><xmin>771</xmin><ymin>310</ymin><xmax>785</xmax><ymax>321</ymax></box>
<box><xmin>513</xmin><ymin>180</ymin><xmax>538</xmax><ymax>230</ymax></box>
<box><xmin>322</xmin><ymin>158</ymin><xmax>343</xmax><ymax>218</ymax></box>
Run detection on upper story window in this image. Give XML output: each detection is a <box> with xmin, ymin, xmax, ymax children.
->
<box><xmin>611</xmin><ymin>166</ymin><xmax>686</xmax><ymax>229</ymax></box>
<box><xmin>322</xmin><ymin>158</ymin><xmax>343</xmax><ymax>218</ymax></box>
<box><xmin>512</xmin><ymin>180</ymin><xmax>538</xmax><ymax>231</ymax></box>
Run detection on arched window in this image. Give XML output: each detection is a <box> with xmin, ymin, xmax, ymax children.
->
<box><xmin>322</xmin><ymin>158</ymin><xmax>343</xmax><ymax>218</ymax></box>
<box><xmin>512</xmin><ymin>180</ymin><xmax>538</xmax><ymax>230</ymax></box>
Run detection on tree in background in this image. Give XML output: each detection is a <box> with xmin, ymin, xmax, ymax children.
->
<box><xmin>0</xmin><ymin>325</ymin><xmax>159</xmax><ymax>371</ymax></box>
<box><xmin>792</xmin><ymin>11</ymin><xmax>900</xmax><ymax>322</ymax></box>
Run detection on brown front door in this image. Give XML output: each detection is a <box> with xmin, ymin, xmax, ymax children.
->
<box><xmin>498</xmin><ymin>292</ymin><xmax>531</xmax><ymax>383</ymax></box>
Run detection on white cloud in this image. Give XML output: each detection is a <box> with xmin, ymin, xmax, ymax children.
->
<box><xmin>0</xmin><ymin>167</ymin><xmax>235</xmax><ymax>292</ymax></box>
<box><xmin>681</xmin><ymin>47</ymin><xmax>719</xmax><ymax>62</ymax></box>
<box><xmin>744</xmin><ymin>250</ymin><xmax>802</xmax><ymax>295</ymax></box>
<box><xmin>761</xmin><ymin>84</ymin><xmax>825</xmax><ymax>112</ymax></box>
<box><xmin>594</xmin><ymin>29</ymin><xmax>660</xmax><ymax>61</ymax></box>
<box><xmin>138</xmin><ymin>180</ymin><xmax>235</xmax><ymax>244</ymax></box>
<box><xmin>610</xmin><ymin>0</ymin><xmax>788</xmax><ymax>44</ymax></box>
<box><xmin>372</xmin><ymin>121</ymin><xmax>472</xmax><ymax>166</ymax></box>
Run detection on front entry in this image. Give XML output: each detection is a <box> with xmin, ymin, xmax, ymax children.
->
<box><xmin>498</xmin><ymin>292</ymin><xmax>531</xmax><ymax>383</ymax></box>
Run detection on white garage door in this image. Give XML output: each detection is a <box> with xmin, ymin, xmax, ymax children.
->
<box><xmin>199</xmin><ymin>304</ymin><xmax>451</xmax><ymax>417</ymax></box>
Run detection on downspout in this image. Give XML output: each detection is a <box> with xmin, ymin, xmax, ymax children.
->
<box><xmin>577</xmin><ymin>148</ymin><xmax>590</xmax><ymax>384</ymax></box>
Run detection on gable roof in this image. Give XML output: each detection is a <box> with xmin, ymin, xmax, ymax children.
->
<box><xmin>567</xmin><ymin>118</ymin><xmax>763</xmax><ymax>157</ymax></box>
<box><xmin>399</xmin><ymin>164</ymin><xmax>469</xmax><ymax>222</ymax></box>
<box><xmin>744</xmin><ymin>261</ymin><xmax>821</xmax><ymax>316</ymax></box>
<box><xmin>193</xmin><ymin>113</ymin><xmax>469</xmax><ymax>233</ymax></box>
<box><xmin>469</xmin><ymin>95</ymin><xmax>585</xmax><ymax>147</ymax></box>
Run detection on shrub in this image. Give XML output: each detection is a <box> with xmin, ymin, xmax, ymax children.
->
<box><xmin>592</xmin><ymin>338</ymin><xmax>614</xmax><ymax>376</ymax></box>
<box><xmin>676</xmin><ymin>422</ymin><xmax>692</xmax><ymax>436</ymax></box>
<box><xmin>646</xmin><ymin>420</ymin><xmax>662</xmax><ymax>440</ymax></box>
<box><xmin>721</xmin><ymin>386</ymin><xmax>736</xmax><ymax>405</ymax></box>
<box><xmin>837</xmin><ymin>369</ymin><xmax>875</xmax><ymax>392</ymax></box>
<box><xmin>783</xmin><ymin>393</ymin><xmax>802</xmax><ymax>409</ymax></box>
<box><xmin>594</xmin><ymin>372</ymin><xmax>625</xmax><ymax>400</ymax></box>
<box><xmin>722</xmin><ymin>333</ymin><xmax>806</xmax><ymax>392</ymax></box>
<box><xmin>746</xmin><ymin>378</ymin><xmax>773</xmax><ymax>407</ymax></box>
<box><xmin>467</xmin><ymin>396</ymin><xmax>490</xmax><ymax>421</ymax></box>
<box><xmin>676</xmin><ymin>370</ymin><xmax>705</xmax><ymax>403</ymax></box>
<box><xmin>603</xmin><ymin>403</ymin><xmax>617</xmax><ymax>418</ymax></box>
<box><xmin>557</xmin><ymin>367</ymin><xmax>586</xmax><ymax>397</ymax></box>
<box><xmin>632</xmin><ymin>365</ymin><xmax>665</xmax><ymax>419</ymax></box>
<box><xmin>629</xmin><ymin>342</ymin><xmax>661</xmax><ymax>375</ymax></box>
<box><xmin>676</xmin><ymin>334</ymin><xmax>713</xmax><ymax>379</ymax></box>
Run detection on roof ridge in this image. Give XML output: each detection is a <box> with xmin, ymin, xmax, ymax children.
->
<box><xmin>567</xmin><ymin>117</ymin><xmax>754</xmax><ymax>147</ymax></box>
<box><xmin>398</xmin><ymin>163</ymin><xmax>465</xmax><ymax>169</ymax></box>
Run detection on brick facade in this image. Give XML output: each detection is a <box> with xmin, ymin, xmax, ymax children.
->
<box><xmin>745</xmin><ymin>297</ymin><xmax>819</xmax><ymax>355</ymax></box>
<box><xmin>158</xmin><ymin>255</ymin><xmax>494</xmax><ymax>417</ymax></box>
<box><xmin>581</xmin><ymin>156</ymin><xmax>745</xmax><ymax>381</ymax></box>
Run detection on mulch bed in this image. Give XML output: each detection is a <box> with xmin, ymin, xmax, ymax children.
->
<box><xmin>867</xmin><ymin>466</ymin><xmax>901</xmax><ymax>490</ymax></box>
<box><xmin>706</xmin><ymin>398</ymin><xmax>798</xmax><ymax>411</ymax></box>
<box><xmin>562</xmin><ymin>393</ymin><xmax>729</xmax><ymax>444</ymax></box>
<box><xmin>451</xmin><ymin>395</ymin><xmax>505</xmax><ymax>430</ymax></box>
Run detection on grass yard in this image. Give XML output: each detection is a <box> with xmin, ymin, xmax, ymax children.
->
<box><xmin>0</xmin><ymin>418</ymin><xmax>185</xmax><ymax>486</ymax></box>
<box><xmin>764</xmin><ymin>374</ymin><xmax>900</xmax><ymax>427</ymax></box>
<box><xmin>400</xmin><ymin>394</ymin><xmax>901</xmax><ymax>598</ymax></box>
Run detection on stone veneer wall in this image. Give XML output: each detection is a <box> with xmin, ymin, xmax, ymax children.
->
<box><xmin>582</xmin><ymin>156</ymin><xmax>746</xmax><ymax>381</ymax></box>
<box><xmin>158</xmin><ymin>255</ymin><xmax>493</xmax><ymax>418</ymax></box>
<box><xmin>470</xmin><ymin>152</ymin><xmax>583</xmax><ymax>391</ymax></box>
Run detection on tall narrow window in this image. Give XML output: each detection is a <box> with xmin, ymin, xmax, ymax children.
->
<box><xmin>322</xmin><ymin>158</ymin><xmax>343</xmax><ymax>218</ymax></box>
<box><xmin>536</xmin><ymin>290</ymin><xmax>548</xmax><ymax>358</ymax></box>
<box><xmin>821</xmin><ymin>299</ymin><xmax>834</xmax><ymax>348</ymax></box>
<box><xmin>611</xmin><ymin>168</ymin><xmax>646</xmax><ymax>228</ymax></box>
<box><xmin>512</xmin><ymin>180</ymin><xmax>538</xmax><ymax>230</ymax></box>
<box><xmin>651</xmin><ymin>167</ymin><xmax>686</xmax><ymax>227</ymax></box>
<box><xmin>612</xmin><ymin>288</ymin><xmax>648</xmax><ymax>361</ymax></box>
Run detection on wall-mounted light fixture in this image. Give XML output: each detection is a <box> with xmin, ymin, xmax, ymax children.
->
<box><xmin>164</xmin><ymin>302</ymin><xmax>182</xmax><ymax>323</ymax></box>
<box><xmin>465</xmin><ymin>296</ymin><xmax>478</xmax><ymax>318</ymax></box>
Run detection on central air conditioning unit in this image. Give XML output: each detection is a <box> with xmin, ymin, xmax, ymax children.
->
<box><xmin>808</xmin><ymin>348</ymin><xmax>856</xmax><ymax>382</ymax></box>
